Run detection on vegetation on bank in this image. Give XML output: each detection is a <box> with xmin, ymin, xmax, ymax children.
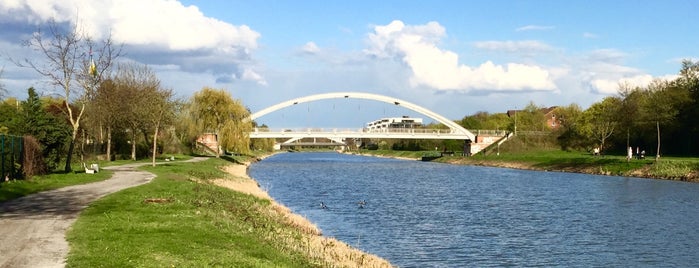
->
<box><xmin>66</xmin><ymin>157</ymin><xmax>390</xmax><ymax>268</ymax></box>
<box><xmin>0</xmin><ymin>166</ymin><xmax>112</xmax><ymax>202</ymax></box>
<box><xmin>0</xmin><ymin>155</ymin><xmax>193</xmax><ymax>203</ymax></box>
<box><xmin>354</xmin><ymin>135</ymin><xmax>699</xmax><ymax>182</ymax></box>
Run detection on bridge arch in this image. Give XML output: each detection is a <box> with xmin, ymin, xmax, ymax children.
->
<box><xmin>248</xmin><ymin>92</ymin><xmax>475</xmax><ymax>141</ymax></box>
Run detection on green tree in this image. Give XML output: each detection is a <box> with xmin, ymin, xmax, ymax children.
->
<box><xmin>582</xmin><ymin>97</ymin><xmax>620</xmax><ymax>155</ymax></box>
<box><xmin>17</xmin><ymin>88</ymin><xmax>71</xmax><ymax>171</ymax></box>
<box><xmin>616</xmin><ymin>83</ymin><xmax>644</xmax><ymax>152</ymax></box>
<box><xmin>460</xmin><ymin>111</ymin><xmax>511</xmax><ymax>131</ymax></box>
<box><xmin>639</xmin><ymin>79</ymin><xmax>690</xmax><ymax>160</ymax></box>
<box><xmin>188</xmin><ymin>87</ymin><xmax>251</xmax><ymax>157</ymax></box>
<box><xmin>554</xmin><ymin>104</ymin><xmax>588</xmax><ymax>151</ymax></box>
<box><xmin>249</xmin><ymin>123</ymin><xmax>275</xmax><ymax>151</ymax></box>
<box><xmin>516</xmin><ymin>102</ymin><xmax>547</xmax><ymax>132</ymax></box>
<box><xmin>0</xmin><ymin>98</ymin><xmax>21</xmax><ymax>134</ymax></box>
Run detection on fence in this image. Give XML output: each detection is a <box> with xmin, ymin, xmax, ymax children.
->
<box><xmin>1</xmin><ymin>134</ymin><xmax>24</xmax><ymax>180</ymax></box>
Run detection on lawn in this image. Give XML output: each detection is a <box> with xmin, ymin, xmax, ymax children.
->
<box><xmin>0</xmin><ymin>154</ymin><xmax>193</xmax><ymax>203</ymax></box>
<box><xmin>0</xmin><ymin>168</ymin><xmax>112</xmax><ymax>202</ymax></box>
<box><xmin>65</xmin><ymin>158</ymin><xmax>324</xmax><ymax>267</ymax></box>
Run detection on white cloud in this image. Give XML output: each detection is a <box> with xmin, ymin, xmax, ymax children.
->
<box><xmin>302</xmin><ymin>42</ymin><xmax>320</xmax><ymax>54</ymax></box>
<box><xmin>241</xmin><ymin>68</ymin><xmax>267</xmax><ymax>86</ymax></box>
<box><xmin>589</xmin><ymin>74</ymin><xmax>679</xmax><ymax>94</ymax></box>
<box><xmin>583</xmin><ymin>32</ymin><xmax>599</xmax><ymax>39</ymax></box>
<box><xmin>364</xmin><ymin>20</ymin><xmax>556</xmax><ymax>92</ymax></box>
<box><xmin>473</xmin><ymin>40</ymin><xmax>553</xmax><ymax>53</ymax></box>
<box><xmin>0</xmin><ymin>0</ymin><xmax>260</xmax><ymax>51</ymax></box>
<box><xmin>0</xmin><ymin>0</ymin><xmax>263</xmax><ymax>84</ymax></box>
<box><xmin>516</xmin><ymin>25</ymin><xmax>555</xmax><ymax>32</ymax></box>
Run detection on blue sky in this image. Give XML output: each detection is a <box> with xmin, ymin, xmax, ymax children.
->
<box><xmin>1</xmin><ymin>0</ymin><xmax>697</xmax><ymax>129</ymax></box>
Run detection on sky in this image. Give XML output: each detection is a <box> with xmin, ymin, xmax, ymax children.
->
<box><xmin>0</xmin><ymin>0</ymin><xmax>697</xmax><ymax>129</ymax></box>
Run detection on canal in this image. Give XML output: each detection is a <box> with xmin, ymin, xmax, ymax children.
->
<box><xmin>248</xmin><ymin>152</ymin><xmax>699</xmax><ymax>267</ymax></box>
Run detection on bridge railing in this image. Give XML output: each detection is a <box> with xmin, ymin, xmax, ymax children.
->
<box><xmin>253</xmin><ymin>128</ymin><xmax>457</xmax><ymax>135</ymax></box>
<box><xmin>253</xmin><ymin>128</ymin><xmax>509</xmax><ymax>136</ymax></box>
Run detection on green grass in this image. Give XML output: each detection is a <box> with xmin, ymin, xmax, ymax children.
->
<box><xmin>0</xmin><ymin>155</ymin><xmax>194</xmax><ymax>203</ymax></box>
<box><xmin>359</xmin><ymin>147</ymin><xmax>699</xmax><ymax>180</ymax></box>
<box><xmin>461</xmin><ymin>149</ymin><xmax>655</xmax><ymax>176</ymax></box>
<box><xmin>66</xmin><ymin>158</ymin><xmax>322</xmax><ymax>268</ymax></box>
<box><xmin>0</xmin><ymin>168</ymin><xmax>113</xmax><ymax>202</ymax></box>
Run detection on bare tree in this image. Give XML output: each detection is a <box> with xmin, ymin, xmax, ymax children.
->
<box><xmin>114</xmin><ymin>62</ymin><xmax>161</xmax><ymax>160</ymax></box>
<box><xmin>16</xmin><ymin>20</ymin><xmax>121</xmax><ymax>172</ymax></box>
<box><xmin>142</xmin><ymin>86</ymin><xmax>176</xmax><ymax>166</ymax></box>
<box><xmin>0</xmin><ymin>67</ymin><xmax>6</xmax><ymax>98</ymax></box>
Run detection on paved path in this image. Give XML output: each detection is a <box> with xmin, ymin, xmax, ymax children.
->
<box><xmin>0</xmin><ymin>158</ymin><xmax>207</xmax><ymax>268</ymax></box>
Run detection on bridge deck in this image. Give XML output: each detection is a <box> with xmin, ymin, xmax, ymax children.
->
<box><xmin>250</xmin><ymin>128</ymin><xmax>505</xmax><ymax>140</ymax></box>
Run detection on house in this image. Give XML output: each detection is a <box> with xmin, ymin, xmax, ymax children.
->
<box><xmin>507</xmin><ymin>106</ymin><xmax>560</xmax><ymax>130</ymax></box>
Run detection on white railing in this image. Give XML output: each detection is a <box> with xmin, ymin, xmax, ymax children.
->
<box><xmin>253</xmin><ymin>127</ymin><xmax>458</xmax><ymax>134</ymax></box>
<box><xmin>253</xmin><ymin>128</ymin><xmax>508</xmax><ymax>136</ymax></box>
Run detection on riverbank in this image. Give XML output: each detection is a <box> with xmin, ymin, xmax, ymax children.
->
<box><xmin>347</xmin><ymin>149</ymin><xmax>699</xmax><ymax>182</ymax></box>
<box><xmin>215</xmin><ymin>158</ymin><xmax>393</xmax><ymax>268</ymax></box>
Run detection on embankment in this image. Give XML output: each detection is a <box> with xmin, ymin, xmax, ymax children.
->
<box><xmin>214</xmin><ymin>160</ymin><xmax>393</xmax><ymax>268</ymax></box>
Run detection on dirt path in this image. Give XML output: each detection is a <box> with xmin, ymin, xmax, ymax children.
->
<box><xmin>0</xmin><ymin>158</ymin><xmax>207</xmax><ymax>268</ymax></box>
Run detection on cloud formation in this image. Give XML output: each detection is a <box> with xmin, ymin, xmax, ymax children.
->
<box><xmin>364</xmin><ymin>20</ymin><xmax>556</xmax><ymax>92</ymax></box>
<box><xmin>472</xmin><ymin>40</ymin><xmax>553</xmax><ymax>54</ymax></box>
<box><xmin>0</xmin><ymin>0</ymin><xmax>265</xmax><ymax>85</ymax></box>
<box><xmin>516</xmin><ymin>25</ymin><xmax>555</xmax><ymax>32</ymax></box>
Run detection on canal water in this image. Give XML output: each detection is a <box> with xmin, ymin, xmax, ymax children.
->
<box><xmin>248</xmin><ymin>152</ymin><xmax>699</xmax><ymax>267</ymax></box>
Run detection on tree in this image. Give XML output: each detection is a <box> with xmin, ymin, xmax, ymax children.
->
<box><xmin>17</xmin><ymin>88</ymin><xmax>71</xmax><ymax>171</ymax></box>
<box><xmin>516</xmin><ymin>102</ymin><xmax>547</xmax><ymax>132</ymax></box>
<box><xmin>188</xmin><ymin>87</ymin><xmax>251</xmax><ymax>157</ymax></box>
<box><xmin>110</xmin><ymin>62</ymin><xmax>161</xmax><ymax>160</ymax></box>
<box><xmin>17</xmin><ymin>20</ymin><xmax>121</xmax><ymax>172</ymax></box>
<box><xmin>554</xmin><ymin>104</ymin><xmax>588</xmax><ymax>151</ymax></box>
<box><xmin>617</xmin><ymin>83</ymin><xmax>644</xmax><ymax>153</ymax></box>
<box><xmin>142</xmin><ymin>86</ymin><xmax>176</xmax><ymax>167</ymax></box>
<box><xmin>249</xmin><ymin>123</ymin><xmax>275</xmax><ymax>151</ymax></box>
<box><xmin>639</xmin><ymin>79</ymin><xmax>689</xmax><ymax>160</ymax></box>
<box><xmin>88</xmin><ymin>79</ymin><xmax>119</xmax><ymax>161</ymax></box>
<box><xmin>0</xmin><ymin>67</ymin><xmax>6</xmax><ymax>99</ymax></box>
<box><xmin>582</xmin><ymin>97</ymin><xmax>620</xmax><ymax>155</ymax></box>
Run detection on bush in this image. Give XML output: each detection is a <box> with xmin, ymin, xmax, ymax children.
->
<box><xmin>22</xmin><ymin>135</ymin><xmax>47</xmax><ymax>178</ymax></box>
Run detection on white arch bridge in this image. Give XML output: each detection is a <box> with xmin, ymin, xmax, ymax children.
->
<box><xmin>247</xmin><ymin>92</ymin><xmax>506</xmax><ymax>154</ymax></box>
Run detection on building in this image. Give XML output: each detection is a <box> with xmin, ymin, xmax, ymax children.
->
<box><xmin>196</xmin><ymin>133</ymin><xmax>219</xmax><ymax>154</ymax></box>
<box><xmin>366</xmin><ymin>116</ymin><xmax>423</xmax><ymax>131</ymax></box>
<box><xmin>506</xmin><ymin>106</ymin><xmax>560</xmax><ymax>130</ymax></box>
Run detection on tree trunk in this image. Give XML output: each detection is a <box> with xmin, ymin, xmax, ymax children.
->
<box><xmin>151</xmin><ymin>123</ymin><xmax>159</xmax><ymax>167</ymax></box>
<box><xmin>64</xmin><ymin>138</ymin><xmax>75</xmax><ymax>172</ymax></box>
<box><xmin>106</xmin><ymin>126</ymin><xmax>112</xmax><ymax>161</ymax></box>
<box><xmin>656</xmin><ymin>121</ymin><xmax>661</xmax><ymax>161</ymax></box>
<box><xmin>131</xmin><ymin>130</ymin><xmax>137</xmax><ymax>161</ymax></box>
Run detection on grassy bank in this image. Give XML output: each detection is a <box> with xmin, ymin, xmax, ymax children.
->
<box><xmin>353</xmin><ymin>148</ymin><xmax>699</xmax><ymax>181</ymax></box>
<box><xmin>0</xmin><ymin>169</ymin><xmax>113</xmax><ymax>202</ymax></box>
<box><xmin>0</xmin><ymin>155</ymin><xmax>194</xmax><ymax>203</ymax></box>
<box><xmin>66</xmin><ymin>157</ymin><xmax>391</xmax><ymax>267</ymax></box>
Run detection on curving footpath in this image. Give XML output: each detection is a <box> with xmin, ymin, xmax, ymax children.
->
<box><xmin>0</xmin><ymin>157</ymin><xmax>207</xmax><ymax>268</ymax></box>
